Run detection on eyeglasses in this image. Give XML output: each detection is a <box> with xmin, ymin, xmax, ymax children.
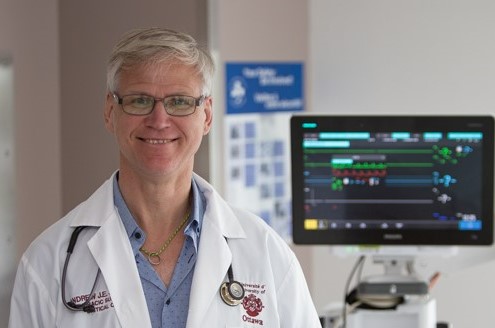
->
<box><xmin>112</xmin><ymin>93</ymin><xmax>206</xmax><ymax>116</ymax></box>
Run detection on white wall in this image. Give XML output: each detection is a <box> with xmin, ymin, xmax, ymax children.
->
<box><xmin>310</xmin><ymin>0</ymin><xmax>495</xmax><ymax>116</ymax></box>
<box><xmin>309</xmin><ymin>0</ymin><xmax>495</xmax><ymax>326</ymax></box>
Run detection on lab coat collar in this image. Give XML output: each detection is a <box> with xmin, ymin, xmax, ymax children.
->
<box><xmin>69</xmin><ymin>172</ymin><xmax>248</xmax><ymax>240</ymax></box>
<box><xmin>87</xmin><ymin>212</ymin><xmax>151</xmax><ymax>328</ymax></box>
<box><xmin>67</xmin><ymin>172</ymin><xmax>152</xmax><ymax>327</ymax></box>
<box><xmin>187</xmin><ymin>174</ymin><xmax>247</xmax><ymax>327</ymax></box>
<box><xmin>192</xmin><ymin>173</ymin><xmax>246</xmax><ymax>240</ymax></box>
<box><xmin>69</xmin><ymin>172</ymin><xmax>117</xmax><ymax>228</ymax></box>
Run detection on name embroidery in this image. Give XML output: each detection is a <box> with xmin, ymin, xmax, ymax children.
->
<box><xmin>71</xmin><ymin>290</ymin><xmax>113</xmax><ymax>313</ymax></box>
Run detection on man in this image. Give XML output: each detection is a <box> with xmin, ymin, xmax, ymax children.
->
<box><xmin>9</xmin><ymin>27</ymin><xmax>321</xmax><ymax>327</ymax></box>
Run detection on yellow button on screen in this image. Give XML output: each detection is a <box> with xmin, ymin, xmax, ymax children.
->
<box><xmin>304</xmin><ymin>219</ymin><xmax>318</xmax><ymax>230</ymax></box>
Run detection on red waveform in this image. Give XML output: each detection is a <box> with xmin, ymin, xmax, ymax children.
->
<box><xmin>332</xmin><ymin>169</ymin><xmax>387</xmax><ymax>178</ymax></box>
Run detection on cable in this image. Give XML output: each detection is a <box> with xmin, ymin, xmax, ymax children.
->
<box><xmin>341</xmin><ymin>255</ymin><xmax>366</xmax><ymax>328</ymax></box>
<box><xmin>333</xmin><ymin>301</ymin><xmax>362</xmax><ymax>328</ymax></box>
<box><xmin>356</xmin><ymin>256</ymin><xmax>365</xmax><ymax>282</ymax></box>
<box><xmin>428</xmin><ymin>271</ymin><xmax>441</xmax><ymax>290</ymax></box>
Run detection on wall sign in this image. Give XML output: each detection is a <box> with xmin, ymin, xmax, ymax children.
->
<box><xmin>226</xmin><ymin>62</ymin><xmax>303</xmax><ymax>114</ymax></box>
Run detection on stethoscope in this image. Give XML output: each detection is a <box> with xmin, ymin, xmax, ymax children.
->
<box><xmin>219</xmin><ymin>237</ymin><xmax>246</xmax><ymax>306</ymax></box>
<box><xmin>61</xmin><ymin>226</ymin><xmax>100</xmax><ymax>313</ymax></box>
<box><xmin>61</xmin><ymin>226</ymin><xmax>246</xmax><ymax>313</ymax></box>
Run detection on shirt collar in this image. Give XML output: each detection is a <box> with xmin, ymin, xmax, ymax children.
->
<box><xmin>112</xmin><ymin>172</ymin><xmax>205</xmax><ymax>253</ymax></box>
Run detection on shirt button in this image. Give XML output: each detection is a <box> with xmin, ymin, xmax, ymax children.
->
<box><xmin>135</xmin><ymin>232</ymin><xmax>142</xmax><ymax>239</ymax></box>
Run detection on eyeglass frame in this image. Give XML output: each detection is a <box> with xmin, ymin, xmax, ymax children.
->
<box><xmin>111</xmin><ymin>93</ymin><xmax>207</xmax><ymax>117</ymax></box>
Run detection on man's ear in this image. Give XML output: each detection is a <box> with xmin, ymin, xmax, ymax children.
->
<box><xmin>104</xmin><ymin>92</ymin><xmax>115</xmax><ymax>133</ymax></box>
<box><xmin>203</xmin><ymin>96</ymin><xmax>213</xmax><ymax>136</ymax></box>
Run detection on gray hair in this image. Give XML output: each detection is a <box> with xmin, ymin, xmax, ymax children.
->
<box><xmin>106</xmin><ymin>27</ymin><xmax>215</xmax><ymax>96</ymax></box>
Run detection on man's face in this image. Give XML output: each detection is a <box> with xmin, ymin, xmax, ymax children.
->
<box><xmin>104</xmin><ymin>61</ymin><xmax>212</xmax><ymax>180</ymax></box>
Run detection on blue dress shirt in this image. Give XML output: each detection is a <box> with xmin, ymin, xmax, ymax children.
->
<box><xmin>113</xmin><ymin>174</ymin><xmax>205</xmax><ymax>328</ymax></box>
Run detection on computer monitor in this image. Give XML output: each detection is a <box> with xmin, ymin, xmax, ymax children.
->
<box><xmin>290</xmin><ymin>115</ymin><xmax>494</xmax><ymax>246</ymax></box>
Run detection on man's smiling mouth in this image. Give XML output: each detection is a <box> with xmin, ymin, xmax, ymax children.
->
<box><xmin>140</xmin><ymin>138</ymin><xmax>175</xmax><ymax>144</ymax></box>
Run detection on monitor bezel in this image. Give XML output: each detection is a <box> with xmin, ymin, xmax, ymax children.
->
<box><xmin>290</xmin><ymin>115</ymin><xmax>494</xmax><ymax>246</ymax></box>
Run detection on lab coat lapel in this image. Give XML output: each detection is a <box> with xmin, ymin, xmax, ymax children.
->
<box><xmin>186</xmin><ymin>176</ymin><xmax>249</xmax><ymax>327</ymax></box>
<box><xmin>87</xmin><ymin>213</ymin><xmax>151</xmax><ymax>328</ymax></box>
<box><xmin>186</xmin><ymin>216</ymin><xmax>231</xmax><ymax>327</ymax></box>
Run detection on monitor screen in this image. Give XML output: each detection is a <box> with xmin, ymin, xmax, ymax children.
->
<box><xmin>290</xmin><ymin>115</ymin><xmax>494</xmax><ymax>245</ymax></box>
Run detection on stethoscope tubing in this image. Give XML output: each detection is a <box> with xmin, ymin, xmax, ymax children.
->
<box><xmin>62</xmin><ymin>226</ymin><xmax>245</xmax><ymax>313</ymax></box>
<box><xmin>61</xmin><ymin>226</ymin><xmax>100</xmax><ymax>313</ymax></box>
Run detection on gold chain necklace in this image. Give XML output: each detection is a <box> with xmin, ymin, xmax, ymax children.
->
<box><xmin>140</xmin><ymin>208</ymin><xmax>191</xmax><ymax>266</ymax></box>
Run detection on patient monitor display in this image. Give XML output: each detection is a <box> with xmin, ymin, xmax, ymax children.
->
<box><xmin>290</xmin><ymin>115</ymin><xmax>494</xmax><ymax>246</ymax></box>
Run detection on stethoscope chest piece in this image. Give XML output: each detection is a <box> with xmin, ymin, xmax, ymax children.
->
<box><xmin>220</xmin><ymin>280</ymin><xmax>245</xmax><ymax>306</ymax></box>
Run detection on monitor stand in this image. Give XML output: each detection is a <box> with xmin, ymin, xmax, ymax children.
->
<box><xmin>348</xmin><ymin>255</ymin><xmax>436</xmax><ymax>328</ymax></box>
<box><xmin>356</xmin><ymin>255</ymin><xmax>429</xmax><ymax>299</ymax></box>
<box><xmin>346</xmin><ymin>297</ymin><xmax>437</xmax><ymax>328</ymax></box>
<box><xmin>320</xmin><ymin>248</ymin><xmax>456</xmax><ymax>327</ymax></box>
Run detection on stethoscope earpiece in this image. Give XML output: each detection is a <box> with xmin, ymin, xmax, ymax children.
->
<box><xmin>220</xmin><ymin>279</ymin><xmax>245</xmax><ymax>306</ymax></box>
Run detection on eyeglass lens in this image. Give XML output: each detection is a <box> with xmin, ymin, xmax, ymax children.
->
<box><xmin>119</xmin><ymin>95</ymin><xmax>202</xmax><ymax>116</ymax></box>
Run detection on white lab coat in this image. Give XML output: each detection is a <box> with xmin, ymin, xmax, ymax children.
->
<box><xmin>9</xmin><ymin>173</ymin><xmax>321</xmax><ymax>328</ymax></box>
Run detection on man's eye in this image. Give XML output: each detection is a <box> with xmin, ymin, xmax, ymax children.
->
<box><xmin>170</xmin><ymin>97</ymin><xmax>193</xmax><ymax>107</ymax></box>
<box><xmin>131</xmin><ymin>97</ymin><xmax>153</xmax><ymax>106</ymax></box>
